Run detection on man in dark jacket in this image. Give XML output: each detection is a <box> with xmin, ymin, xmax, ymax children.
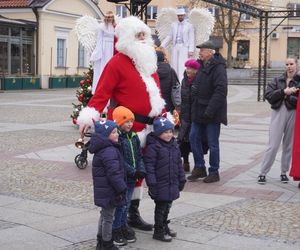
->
<box><xmin>187</xmin><ymin>40</ymin><xmax>228</xmax><ymax>183</ymax></box>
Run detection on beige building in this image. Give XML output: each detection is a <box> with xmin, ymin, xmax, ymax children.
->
<box><xmin>100</xmin><ymin>0</ymin><xmax>300</xmax><ymax>69</ymax></box>
<box><xmin>0</xmin><ymin>0</ymin><xmax>102</xmax><ymax>89</ymax></box>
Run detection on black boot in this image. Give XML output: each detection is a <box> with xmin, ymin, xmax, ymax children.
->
<box><xmin>165</xmin><ymin>220</ymin><xmax>177</xmax><ymax>237</ymax></box>
<box><xmin>101</xmin><ymin>239</ymin><xmax>118</xmax><ymax>250</ymax></box>
<box><xmin>153</xmin><ymin>201</ymin><xmax>172</xmax><ymax>242</ymax></box>
<box><xmin>153</xmin><ymin>226</ymin><xmax>172</xmax><ymax>242</ymax></box>
<box><xmin>96</xmin><ymin>234</ymin><xmax>102</xmax><ymax>250</ymax></box>
<box><xmin>128</xmin><ymin>199</ymin><xmax>153</xmax><ymax>231</ymax></box>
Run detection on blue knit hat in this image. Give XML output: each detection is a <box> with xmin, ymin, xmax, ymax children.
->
<box><xmin>94</xmin><ymin>120</ymin><xmax>117</xmax><ymax>138</ymax></box>
<box><xmin>153</xmin><ymin>117</ymin><xmax>174</xmax><ymax>136</ymax></box>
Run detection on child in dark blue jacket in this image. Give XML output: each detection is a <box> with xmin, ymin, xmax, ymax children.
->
<box><xmin>89</xmin><ymin>120</ymin><xmax>127</xmax><ymax>250</ymax></box>
<box><xmin>111</xmin><ymin>106</ymin><xmax>146</xmax><ymax>246</ymax></box>
<box><xmin>144</xmin><ymin>117</ymin><xmax>186</xmax><ymax>242</ymax></box>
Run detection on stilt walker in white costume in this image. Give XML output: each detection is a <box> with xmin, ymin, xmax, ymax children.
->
<box><xmin>157</xmin><ymin>7</ymin><xmax>215</xmax><ymax>81</ymax></box>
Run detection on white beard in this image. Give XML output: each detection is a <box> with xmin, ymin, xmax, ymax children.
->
<box><xmin>122</xmin><ymin>41</ymin><xmax>157</xmax><ymax>76</ymax></box>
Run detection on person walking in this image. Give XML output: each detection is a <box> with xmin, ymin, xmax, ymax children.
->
<box><xmin>144</xmin><ymin>117</ymin><xmax>186</xmax><ymax>242</ymax></box>
<box><xmin>257</xmin><ymin>57</ymin><xmax>300</xmax><ymax>184</ymax></box>
<box><xmin>187</xmin><ymin>40</ymin><xmax>227</xmax><ymax>183</ymax></box>
<box><xmin>161</xmin><ymin>8</ymin><xmax>195</xmax><ymax>82</ymax></box>
<box><xmin>111</xmin><ymin>106</ymin><xmax>146</xmax><ymax>246</ymax></box>
<box><xmin>89</xmin><ymin>120</ymin><xmax>127</xmax><ymax>250</ymax></box>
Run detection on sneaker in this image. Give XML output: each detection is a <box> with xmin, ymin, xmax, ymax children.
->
<box><xmin>187</xmin><ymin>167</ymin><xmax>207</xmax><ymax>181</ymax></box>
<box><xmin>112</xmin><ymin>228</ymin><xmax>127</xmax><ymax>246</ymax></box>
<box><xmin>121</xmin><ymin>224</ymin><xmax>136</xmax><ymax>243</ymax></box>
<box><xmin>257</xmin><ymin>175</ymin><xmax>266</xmax><ymax>184</ymax></box>
<box><xmin>203</xmin><ymin>173</ymin><xmax>220</xmax><ymax>183</ymax></box>
<box><xmin>280</xmin><ymin>174</ymin><xmax>289</xmax><ymax>183</ymax></box>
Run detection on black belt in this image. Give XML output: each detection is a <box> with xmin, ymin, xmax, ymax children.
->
<box><xmin>134</xmin><ymin>112</ymin><xmax>155</xmax><ymax>125</ymax></box>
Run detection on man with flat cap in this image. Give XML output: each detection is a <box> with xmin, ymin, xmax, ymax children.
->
<box><xmin>161</xmin><ymin>8</ymin><xmax>195</xmax><ymax>81</ymax></box>
<box><xmin>187</xmin><ymin>40</ymin><xmax>228</xmax><ymax>183</ymax></box>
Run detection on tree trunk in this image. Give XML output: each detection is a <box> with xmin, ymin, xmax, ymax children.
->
<box><xmin>226</xmin><ymin>40</ymin><xmax>233</xmax><ymax>68</ymax></box>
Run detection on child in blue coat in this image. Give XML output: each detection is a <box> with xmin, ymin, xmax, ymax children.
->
<box><xmin>111</xmin><ymin>106</ymin><xmax>146</xmax><ymax>246</ymax></box>
<box><xmin>144</xmin><ymin>117</ymin><xmax>186</xmax><ymax>242</ymax></box>
<box><xmin>89</xmin><ymin>120</ymin><xmax>127</xmax><ymax>250</ymax></box>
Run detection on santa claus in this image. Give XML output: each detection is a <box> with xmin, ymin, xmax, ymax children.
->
<box><xmin>77</xmin><ymin>16</ymin><xmax>165</xmax><ymax>230</ymax></box>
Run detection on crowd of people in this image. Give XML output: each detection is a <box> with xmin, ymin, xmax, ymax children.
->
<box><xmin>77</xmin><ymin>9</ymin><xmax>300</xmax><ymax>250</ymax></box>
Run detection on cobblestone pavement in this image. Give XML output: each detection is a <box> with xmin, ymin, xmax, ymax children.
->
<box><xmin>0</xmin><ymin>87</ymin><xmax>299</xmax><ymax>249</ymax></box>
<box><xmin>172</xmin><ymin>199</ymin><xmax>300</xmax><ymax>246</ymax></box>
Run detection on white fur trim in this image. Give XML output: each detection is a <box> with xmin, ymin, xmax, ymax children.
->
<box><xmin>137</xmin><ymin>125</ymin><xmax>153</xmax><ymax>148</ymax></box>
<box><xmin>76</xmin><ymin>107</ymin><xmax>100</xmax><ymax>126</ymax></box>
<box><xmin>131</xmin><ymin>186</ymin><xmax>143</xmax><ymax>200</ymax></box>
<box><xmin>166</xmin><ymin>112</ymin><xmax>174</xmax><ymax>124</ymax></box>
<box><xmin>141</xmin><ymin>74</ymin><xmax>165</xmax><ymax>117</ymax></box>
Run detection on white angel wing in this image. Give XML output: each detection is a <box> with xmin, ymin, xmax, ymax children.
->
<box><xmin>189</xmin><ymin>8</ymin><xmax>215</xmax><ymax>46</ymax></box>
<box><xmin>155</xmin><ymin>8</ymin><xmax>177</xmax><ymax>43</ymax></box>
<box><xmin>74</xmin><ymin>15</ymin><xmax>100</xmax><ymax>53</ymax></box>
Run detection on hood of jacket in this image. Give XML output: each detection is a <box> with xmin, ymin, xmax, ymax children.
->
<box><xmin>88</xmin><ymin>133</ymin><xmax>118</xmax><ymax>154</ymax></box>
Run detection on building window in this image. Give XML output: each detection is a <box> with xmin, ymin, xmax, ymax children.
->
<box><xmin>287</xmin><ymin>3</ymin><xmax>300</xmax><ymax>17</ymax></box>
<box><xmin>116</xmin><ymin>5</ymin><xmax>127</xmax><ymax>18</ymax></box>
<box><xmin>241</xmin><ymin>13</ymin><xmax>252</xmax><ymax>21</ymax></box>
<box><xmin>55</xmin><ymin>27</ymin><xmax>69</xmax><ymax>68</ymax></box>
<box><xmin>57</xmin><ymin>38</ymin><xmax>66</xmax><ymax>67</ymax></box>
<box><xmin>78</xmin><ymin>43</ymin><xmax>85</xmax><ymax>67</ymax></box>
<box><xmin>208</xmin><ymin>7</ymin><xmax>219</xmax><ymax>17</ymax></box>
<box><xmin>147</xmin><ymin>5</ymin><xmax>157</xmax><ymax>20</ymax></box>
<box><xmin>237</xmin><ymin>40</ymin><xmax>250</xmax><ymax>61</ymax></box>
<box><xmin>0</xmin><ymin>26</ymin><xmax>34</xmax><ymax>76</ymax></box>
<box><xmin>287</xmin><ymin>37</ymin><xmax>300</xmax><ymax>58</ymax></box>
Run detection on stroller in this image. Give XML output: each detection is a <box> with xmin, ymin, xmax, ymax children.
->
<box><xmin>74</xmin><ymin>132</ymin><xmax>91</xmax><ymax>169</ymax></box>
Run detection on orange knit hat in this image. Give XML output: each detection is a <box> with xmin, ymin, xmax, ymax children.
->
<box><xmin>112</xmin><ymin>106</ymin><xmax>135</xmax><ymax>126</ymax></box>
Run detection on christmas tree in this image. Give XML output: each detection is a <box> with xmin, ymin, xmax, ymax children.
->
<box><xmin>70</xmin><ymin>65</ymin><xmax>93</xmax><ymax>124</ymax></box>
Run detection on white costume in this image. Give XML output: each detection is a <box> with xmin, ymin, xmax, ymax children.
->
<box><xmin>161</xmin><ymin>11</ymin><xmax>195</xmax><ymax>81</ymax></box>
<box><xmin>90</xmin><ymin>23</ymin><xmax>115</xmax><ymax>94</ymax></box>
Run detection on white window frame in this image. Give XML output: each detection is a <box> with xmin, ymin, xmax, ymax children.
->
<box><xmin>55</xmin><ymin>28</ymin><xmax>70</xmax><ymax>68</ymax></box>
<box><xmin>241</xmin><ymin>13</ymin><xmax>252</xmax><ymax>22</ymax></box>
<box><xmin>147</xmin><ymin>5</ymin><xmax>157</xmax><ymax>20</ymax></box>
<box><xmin>78</xmin><ymin>42</ymin><xmax>88</xmax><ymax>68</ymax></box>
<box><xmin>116</xmin><ymin>5</ymin><xmax>127</xmax><ymax>18</ymax></box>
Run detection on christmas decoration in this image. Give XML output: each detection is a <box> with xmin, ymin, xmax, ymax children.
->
<box><xmin>70</xmin><ymin>65</ymin><xmax>94</xmax><ymax>124</ymax></box>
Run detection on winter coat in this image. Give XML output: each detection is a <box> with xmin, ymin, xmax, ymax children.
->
<box><xmin>265</xmin><ymin>73</ymin><xmax>300</xmax><ymax>110</ymax></box>
<box><xmin>144</xmin><ymin>132</ymin><xmax>186</xmax><ymax>202</ymax></box>
<box><xmin>119</xmin><ymin>130</ymin><xmax>146</xmax><ymax>184</ymax></box>
<box><xmin>89</xmin><ymin>133</ymin><xmax>127</xmax><ymax>208</ymax></box>
<box><xmin>178</xmin><ymin>73</ymin><xmax>194</xmax><ymax>142</ymax></box>
<box><xmin>191</xmin><ymin>53</ymin><xmax>228</xmax><ymax>125</ymax></box>
<box><xmin>157</xmin><ymin>61</ymin><xmax>181</xmax><ymax>112</ymax></box>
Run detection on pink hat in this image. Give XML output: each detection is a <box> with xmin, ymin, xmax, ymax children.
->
<box><xmin>184</xmin><ymin>59</ymin><xmax>201</xmax><ymax>70</ymax></box>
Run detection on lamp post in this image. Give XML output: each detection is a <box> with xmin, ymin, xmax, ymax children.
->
<box><xmin>106</xmin><ymin>0</ymin><xmax>152</xmax><ymax>23</ymax></box>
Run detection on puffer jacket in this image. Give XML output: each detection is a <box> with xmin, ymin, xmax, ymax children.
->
<box><xmin>191</xmin><ymin>53</ymin><xmax>228</xmax><ymax>125</ymax></box>
<box><xmin>144</xmin><ymin>132</ymin><xmax>186</xmax><ymax>202</ymax></box>
<box><xmin>89</xmin><ymin>133</ymin><xmax>127</xmax><ymax>208</ymax></box>
<box><xmin>157</xmin><ymin>61</ymin><xmax>180</xmax><ymax>112</ymax></box>
<box><xmin>265</xmin><ymin>73</ymin><xmax>300</xmax><ymax>110</ymax></box>
<box><xmin>119</xmin><ymin>130</ymin><xmax>146</xmax><ymax>184</ymax></box>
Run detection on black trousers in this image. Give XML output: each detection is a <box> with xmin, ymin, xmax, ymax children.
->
<box><xmin>154</xmin><ymin>201</ymin><xmax>172</xmax><ymax>232</ymax></box>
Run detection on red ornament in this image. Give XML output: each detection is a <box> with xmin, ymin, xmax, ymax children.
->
<box><xmin>86</xmin><ymin>79</ymin><xmax>91</xmax><ymax>85</ymax></box>
<box><xmin>72</xmin><ymin>118</ymin><xmax>77</xmax><ymax>125</ymax></box>
<box><xmin>80</xmin><ymin>80</ymin><xmax>85</xmax><ymax>86</ymax></box>
<box><xmin>78</xmin><ymin>94</ymin><xmax>83</xmax><ymax>102</ymax></box>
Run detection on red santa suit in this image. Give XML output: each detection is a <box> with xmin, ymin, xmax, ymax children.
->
<box><xmin>290</xmin><ymin>91</ymin><xmax>300</xmax><ymax>181</ymax></box>
<box><xmin>77</xmin><ymin>16</ymin><xmax>165</xmax><ymax>199</ymax></box>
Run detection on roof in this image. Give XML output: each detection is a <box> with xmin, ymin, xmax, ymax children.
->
<box><xmin>0</xmin><ymin>15</ymin><xmax>36</xmax><ymax>26</ymax></box>
<box><xmin>0</xmin><ymin>0</ymin><xmax>51</xmax><ymax>8</ymax></box>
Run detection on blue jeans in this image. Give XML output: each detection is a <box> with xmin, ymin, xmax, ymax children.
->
<box><xmin>112</xmin><ymin>182</ymin><xmax>135</xmax><ymax>230</ymax></box>
<box><xmin>189</xmin><ymin>122</ymin><xmax>221</xmax><ymax>174</ymax></box>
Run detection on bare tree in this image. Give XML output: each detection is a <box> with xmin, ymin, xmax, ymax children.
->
<box><xmin>189</xmin><ymin>0</ymin><xmax>259</xmax><ymax>68</ymax></box>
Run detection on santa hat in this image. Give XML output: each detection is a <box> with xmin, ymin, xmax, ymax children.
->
<box><xmin>115</xmin><ymin>16</ymin><xmax>153</xmax><ymax>53</ymax></box>
<box><xmin>185</xmin><ymin>59</ymin><xmax>201</xmax><ymax>70</ymax></box>
<box><xmin>94</xmin><ymin>120</ymin><xmax>117</xmax><ymax>138</ymax></box>
<box><xmin>153</xmin><ymin>117</ymin><xmax>174</xmax><ymax>136</ymax></box>
<box><xmin>112</xmin><ymin>106</ymin><xmax>135</xmax><ymax>127</ymax></box>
